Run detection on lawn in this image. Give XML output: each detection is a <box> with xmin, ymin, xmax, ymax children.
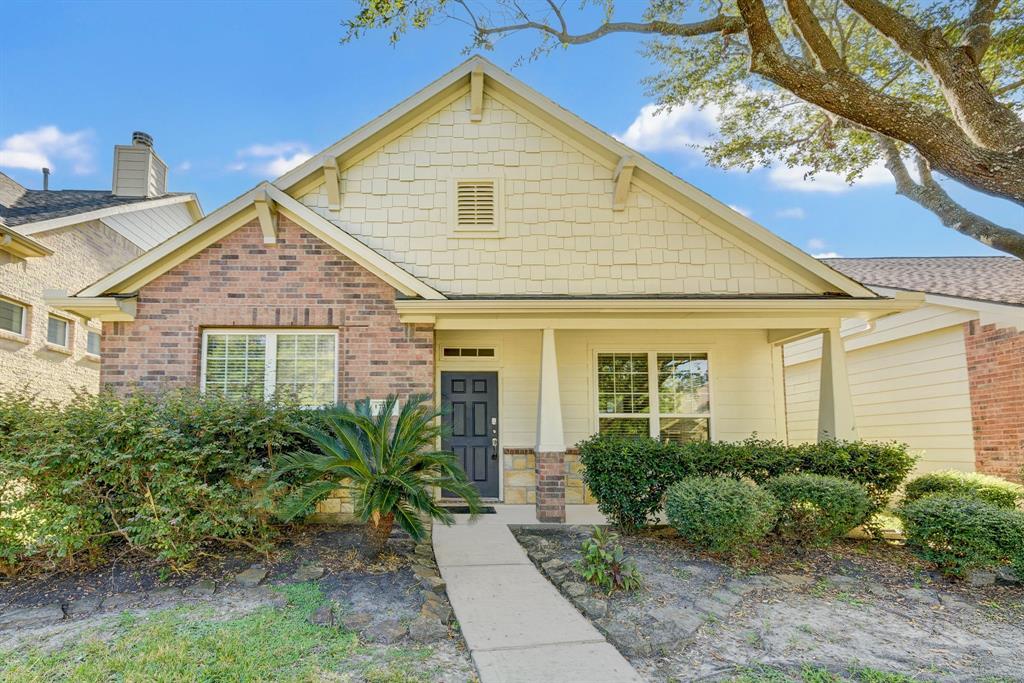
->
<box><xmin>2</xmin><ymin>583</ymin><xmax>451</xmax><ymax>683</ymax></box>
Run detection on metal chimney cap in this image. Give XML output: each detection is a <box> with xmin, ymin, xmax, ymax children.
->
<box><xmin>131</xmin><ymin>131</ymin><xmax>154</xmax><ymax>148</ymax></box>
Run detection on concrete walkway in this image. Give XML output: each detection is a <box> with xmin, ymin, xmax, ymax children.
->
<box><xmin>433</xmin><ymin>505</ymin><xmax>643</xmax><ymax>683</ymax></box>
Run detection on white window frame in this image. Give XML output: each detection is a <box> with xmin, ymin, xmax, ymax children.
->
<box><xmin>200</xmin><ymin>328</ymin><xmax>338</xmax><ymax>405</ymax></box>
<box><xmin>592</xmin><ymin>348</ymin><xmax>714</xmax><ymax>441</ymax></box>
<box><xmin>86</xmin><ymin>330</ymin><xmax>101</xmax><ymax>357</ymax></box>
<box><xmin>46</xmin><ymin>314</ymin><xmax>71</xmax><ymax>348</ymax></box>
<box><xmin>0</xmin><ymin>297</ymin><xmax>28</xmax><ymax>337</ymax></box>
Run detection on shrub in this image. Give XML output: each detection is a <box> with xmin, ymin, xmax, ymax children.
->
<box><xmin>578</xmin><ymin>435</ymin><xmax>680</xmax><ymax>533</ymax></box>
<box><xmin>898</xmin><ymin>494</ymin><xmax>1024</xmax><ymax>577</ymax></box>
<box><xmin>665</xmin><ymin>476</ymin><xmax>779</xmax><ymax>555</ymax></box>
<box><xmin>0</xmin><ymin>389</ymin><xmax>317</xmax><ymax>572</ymax></box>
<box><xmin>765</xmin><ymin>473</ymin><xmax>872</xmax><ymax>545</ymax></box>
<box><xmin>904</xmin><ymin>470</ymin><xmax>1024</xmax><ymax>510</ymax></box>
<box><xmin>575</xmin><ymin>526</ymin><xmax>642</xmax><ymax>592</ymax></box>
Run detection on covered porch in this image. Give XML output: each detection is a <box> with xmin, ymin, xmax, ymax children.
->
<box><xmin>399</xmin><ymin>296</ymin><xmax>919</xmax><ymax>522</ymax></box>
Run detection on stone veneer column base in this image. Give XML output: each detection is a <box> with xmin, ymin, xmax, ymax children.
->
<box><xmin>536</xmin><ymin>450</ymin><xmax>566</xmax><ymax>523</ymax></box>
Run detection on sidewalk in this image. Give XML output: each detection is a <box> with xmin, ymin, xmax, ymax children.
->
<box><xmin>433</xmin><ymin>505</ymin><xmax>642</xmax><ymax>683</ymax></box>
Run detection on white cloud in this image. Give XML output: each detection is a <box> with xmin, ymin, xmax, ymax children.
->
<box><xmin>728</xmin><ymin>204</ymin><xmax>752</xmax><ymax>218</ymax></box>
<box><xmin>230</xmin><ymin>142</ymin><xmax>313</xmax><ymax>176</ymax></box>
<box><xmin>176</xmin><ymin>160</ymin><xmax>192</xmax><ymax>172</ymax></box>
<box><xmin>616</xmin><ymin>103</ymin><xmax>721</xmax><ymax>153</ymax></box>
<box><xmin>812</xmin><ymin>251</ymin><xmax>842</xmax><ymax>258</ymax></box>
<box><xmin>807</xmin><ymin>238</ymin><xmax>826</xmax><ymax>250</ymax></box>
<box><xmin>769</xmin><ymin>162</ymin><xmax>893</xmax><ymax>193</ymax></box>
<box><xmin>0</xmin><ymin>126</ymin><xmax>94</xmax><ymax>175</ymax></box>
<box><xmin>775</xmin><ymin>207</ymin><xmax>806</xmax><ymax>219</ymax></box>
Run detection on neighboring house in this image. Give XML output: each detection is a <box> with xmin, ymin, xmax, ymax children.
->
<box><xmin>0</xmin><ymin>133</ymin><xmax>202</xmax><ymax>401</ymax></box>
<box><xmin>59</xmin><ymin>58</ymin><xmax>917</xmax><ymax>521</ymax></box>
<box><xmin>785</xmin><ymin>257</ymin><xmax>1024</xmax><ymax>482</ymax></box>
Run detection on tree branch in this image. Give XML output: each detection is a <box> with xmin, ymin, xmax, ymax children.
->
<box><xmin>474</xmin><ymin>15</ymin><xmax>746</xmax><ymax>45</ymax></box>
<box><xmin>783</xmin><ymin>0</ymin><xmax>844</xmax><ymax>70</ymax></box>
<box><xmin>845</xmin><ymin>0</ymin><xmax>1024</xmax><ymax>152</ymax></box>
<box><xmin>962</xmin><ymin>0</ymin><xmax>1000</xmax><ymax>63</ymax></box>
<box><xmin>878</xmin><ymin>136</ymin><xmax>1024</xmax><ymax>258</ymax></box>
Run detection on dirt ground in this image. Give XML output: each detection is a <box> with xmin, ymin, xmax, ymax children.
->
<box><xmin>513</xmin><ymin>525</ymin><xmax>1024</xmax><ymax>683</ymax></box>
<box><xmin>0</xmin><ymin>525</ymin><xmax>476</xmax><ymax>681</ymax></box>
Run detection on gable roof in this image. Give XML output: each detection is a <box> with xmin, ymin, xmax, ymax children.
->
<box><xmin>78</xmin><ymin>183</ymin><xmax>444</xmax><ymax>300</ymax></box>
<box><xmin>275</xmin><ymin>56</ymin><xmax>879</xmax><ymax>300</ymax></box>
<box><xmin>825</xmin><ymin>257</ymin><xmax>1024</xmax><ymax>307</ymax></box>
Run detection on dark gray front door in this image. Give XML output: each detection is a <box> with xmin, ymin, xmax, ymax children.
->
<box><xmin>441</xmin><ymin>371</ymin><xmax>499</xmax><ymax>499</ymax></box>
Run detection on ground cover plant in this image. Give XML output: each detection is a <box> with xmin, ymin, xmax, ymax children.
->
<box><xmin>576</xmin><ymin>526</ymin><xmax>642</xmax><ymax>592</ymax></box>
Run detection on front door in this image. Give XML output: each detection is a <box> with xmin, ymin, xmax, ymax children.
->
<box><xmin>441</xmin><ymin>371</ymin><xmax>499</xmax><ymax>499</ymax></box>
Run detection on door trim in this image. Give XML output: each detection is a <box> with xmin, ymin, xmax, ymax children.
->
<box><xmin>436</xmin><ymin>356</ymin><xmax>503</xmax><ymax>502</ymax></box>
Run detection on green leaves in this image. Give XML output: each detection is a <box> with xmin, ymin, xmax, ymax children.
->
<box><xmin>666</xmin><ymin>476</ymin><xmax>779</xmax><ymax>554</ymax></box>
<box><xmin>272</xmin><ymin>394</ymin><xmax>481</xmax><ymax>547</ymax></box>
<box><xmin>576</xmin><ymin>526</ymin><xmax>643</xmax><ymax>593</ymax></box>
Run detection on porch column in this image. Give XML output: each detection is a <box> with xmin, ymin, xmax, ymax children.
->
<box><xmin>535</xmin><ymin>328</ymin><xmax>566</xmax><ymax>522</ymax></box>
<box><xmin>818</xmin><ymin>327</ymin><xmax>857</xmax><ymax>441</ymax></box>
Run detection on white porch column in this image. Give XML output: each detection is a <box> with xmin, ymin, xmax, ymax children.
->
<box><xmin>536</xmin><ymin>328</ymin><xmax>565</xmax><ymax>452</ymax></box>
<box><xmin>535</xmin><ymin>328</ymin><xmax>566</xmax><ymax>522</ymax></box>
<box><xmin>818</xmin><ymin>327</ymin><xmax>857</xmax><ymax>441</ymax></box>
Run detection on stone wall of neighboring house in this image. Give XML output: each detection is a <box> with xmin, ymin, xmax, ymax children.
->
<box><xmin>0</xmin><ymin>221</ymin><xmax>141</xmax><ymax>402</ymax></box>
<box><xmin>965</xmin><ymin>321</ymin><xmax>1024</xmax><ymax>482</ymax></box>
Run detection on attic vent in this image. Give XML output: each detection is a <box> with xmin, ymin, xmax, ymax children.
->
<box><xmin>455</xmin><ymin>180</ymin><xmax>496</xmax><ymax>227</ymax></box>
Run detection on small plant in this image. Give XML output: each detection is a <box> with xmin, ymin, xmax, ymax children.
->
<box><xmin>575</xmin><ymin>526</ymin><xmax>642</xmax><ymax>593</ymax></box>
<box><xmin>665</xmin><ymin>476</ymin><xmax>779</xmax><ymax>555</ymax></box>
<box><xmin>898</xmin><ymin>494</ymin><xmax>1024</xmax><ymax>577</ymax></box>
<box><xmin>765</xmin><ymin>473</ymin><xmax>872</xmax><ymax>545</ymax></box>
<box><xmin>904</xmin><ymin>470</ymin><xmax>1024</xmax><ymax>510</ymax></box>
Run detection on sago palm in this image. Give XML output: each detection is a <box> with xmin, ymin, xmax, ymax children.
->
<box><xmin>275</xmin><ymin>394</ymin><xmax>480</xmax><ymax>559</ymax></box>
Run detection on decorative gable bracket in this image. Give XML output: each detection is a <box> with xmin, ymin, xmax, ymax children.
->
<box><xmin>322</xmin><ymin>157</ymin><xmax>342</xmax><ymax>210</ymax></box>
<box><xmin>612</xmin><ymin>155</ymin><xmax>635</xmax><ymax>212</ymax></box>
<box><xmin>470</xmin><ymin>67</ymin><xmax>484</xmax><ymax>122</ymax></box>
<box><xmin>253</xmin><ymin>187</ymin><xmax>279</xmax><ymax>244</ymax></box>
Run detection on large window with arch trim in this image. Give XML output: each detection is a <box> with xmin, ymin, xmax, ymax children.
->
<box><xmin>596</xmin><ymin>351</ymin><xmax>710</xmax><ymax>443</ymax></box>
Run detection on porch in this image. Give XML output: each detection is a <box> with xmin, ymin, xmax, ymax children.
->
<box><xmin>399</xmin><ymin>296</ymin><xmax>919</xmax><ymax>522</ymax></box>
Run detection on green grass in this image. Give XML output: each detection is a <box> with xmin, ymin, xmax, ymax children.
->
<box><xmin>0</xmin><ymin>583</ymin><xmax>436</xmax><ymax>683</ymax></box>
<box><xmin>730</xmin><ymin>664</ymin><xmax>921</xmax><ymax>683</ymax></box>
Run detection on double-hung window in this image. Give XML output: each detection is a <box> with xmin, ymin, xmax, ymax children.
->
<box><xmin>0</xmin><ymin>298</ymin><xmax>26</xmax><ymax>336</ymax></box>
<box><xmin>596</xmin><ymin>351</ymin><xmax>710</xmax><ymax>443</ymax></box>
<box><xmin>201</xmin><ymin>330</ymin><xmax>337</xmax><ymax>407</ymax></box>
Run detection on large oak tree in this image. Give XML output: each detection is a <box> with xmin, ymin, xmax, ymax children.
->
<box><xmin>344</xmin><ymin>0</ymin><xmax>1024</xmax><ymax>258</ymax></box>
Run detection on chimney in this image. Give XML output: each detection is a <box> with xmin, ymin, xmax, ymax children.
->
<box><xmin>42</xmin><ymin>167</ymin><xmax>50</xmax><ymax>191</ymax></box>
<box><xmin>112</xmin><ymin>131</ymin><xmax>167</xmax><ymax>197</ymax></box>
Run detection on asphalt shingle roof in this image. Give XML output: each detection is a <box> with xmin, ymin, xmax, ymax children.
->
<box><xmin>824</xmin><ymin>256</ymin><xmax>1024</xmax><ymax>307</ymax></box>
<box><xmin>0</xmin><ymin>171</ymin><xmax>186</xmax><ymax>228</ymax></box>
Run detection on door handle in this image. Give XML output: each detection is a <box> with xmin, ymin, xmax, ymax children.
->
<box><xmin>491</xmin><ymin>437</ymin><xmax>498</xmax><ymax>447</ymax></box>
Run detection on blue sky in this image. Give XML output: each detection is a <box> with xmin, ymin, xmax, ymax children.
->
<box><xmin>2</xmin><ymin>0</ymin><xmax>1020</xmax><ymax>258</ymax></box>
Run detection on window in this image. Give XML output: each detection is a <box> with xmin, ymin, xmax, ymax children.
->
<box><xmin>442</xmin><ymin>347</ymin><xmax>495</xmax><ymax>358</ymax></box>
<box><xmin>202</xmin><ymin>330</ymin><xmax>336</xmax><ymax>407</ymax></box>
<box><xmin>87</xmin><ymin>331</ymin><xmax>101</xmax><ymax>356</ymax></box>
<box><xmin>46</xmin><ymin>315</ymin><xmax>69</xmax><ymax>347</ymax></box>
<box><xmin>0</xmin><ymin>299</ymin><xmax>25</xmax><ymax>335</ymax></box>
<box><xmin>596</xmin><ymin>351</ymin><xmax>710</xmax><ymax>443</ymax></box>
<box><xmin>454</xmin><ymin>180</ymin><xmax>496</xmax><ymax>228</ymax></box>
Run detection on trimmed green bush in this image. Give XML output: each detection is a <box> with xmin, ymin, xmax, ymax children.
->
<box><xmin>765</xmin><ymin>473</ymin><xmax>872</xmax><ymax>545</ymax></box>
<box><xmin>898</xmin><ymin>494</ymin><xmax>1024</xmax><ymax>577</ymax></box>
<box><xmin>579</xmin><ymin>433</ymin><xmax>914</xmax><ymax>532</ymax></box>
<box><xmin>904</xmin><ymin>470</ymin><xmax>1024</xmax><ymax>510</ymax></box>
<box><xmin>0</xmin><ymin>389</ymin><xmax>319</xmax><ymax>572</ymax></box>
<box><xmin>578</xmin><ymin>435</ymin><xmax>678</xmax><ymax>533</ymax></box>
<box><xmin>665</xmin><ymin>476</ymin><xmax>779</xmax><ymax>554</ymax></box>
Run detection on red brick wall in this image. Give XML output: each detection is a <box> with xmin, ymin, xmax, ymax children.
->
<box><xmin>964</xmin><ymin>321</ymin><xmax>1024</xmax><ymax>482</ymax></box>
<box><xmin>101</xmin><ymin>217</ymin><xmax>434</xmax><ymax>401</ymax></box>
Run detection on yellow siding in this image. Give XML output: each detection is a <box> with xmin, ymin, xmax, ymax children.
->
<box><xmin>300</xmin><ymin>92</ymin><xmax>812</xmax><ymax>297</ymax></box>
<box><xmin>437</xmin><ymin>329</ymin><xmax>783</xmax><ymax>451</ymax></box>
<box><xmin>785</xmin><ymin>325</ymin><xmax>975</xmax><ymax>473</ymax></box>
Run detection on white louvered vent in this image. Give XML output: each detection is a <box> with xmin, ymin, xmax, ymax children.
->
<box><xmin>455</xmin><ymin>180</ymin><xmax>496</xmax><ymax>227</ymax></box>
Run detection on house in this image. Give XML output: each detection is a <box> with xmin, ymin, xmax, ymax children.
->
<box><xmin>58</xmin><ymin>57</ymin><xmax>918</xmax><ymax>521</ymax></box>
<box><xmin>785</xmin><ymin>257</ymin><xmax>1024</xmax><ymax>482</ymax></box>
<box><xmin>0</xmin><ymin>133</ymin><xmax>202</xmax><ymax>401</ymax></box>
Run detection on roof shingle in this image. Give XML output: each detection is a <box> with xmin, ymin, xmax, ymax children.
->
<box><xmin>824</xmin><ymin>256</ymin><xmax>1024</xmax><ymax>307</ymax></box>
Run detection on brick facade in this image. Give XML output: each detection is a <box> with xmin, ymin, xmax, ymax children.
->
<box><xmin>1</xmin><ymin>221</ymin><xmax>141</xmax><ymax>402</ymax></box>
<box><xmin>101</xmin><ymin>216</ymin><xmax>434</xmax><ymax>402</ymax></box>
<box><xmin>535</xmin><ymin>450</ymin><xmax>567</xmax><ymax>522</ymax></box>
<box><xmin>964</xmin><ymin>321</ymin><xmax>1024</xmax><ymax>482</ymax></box>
